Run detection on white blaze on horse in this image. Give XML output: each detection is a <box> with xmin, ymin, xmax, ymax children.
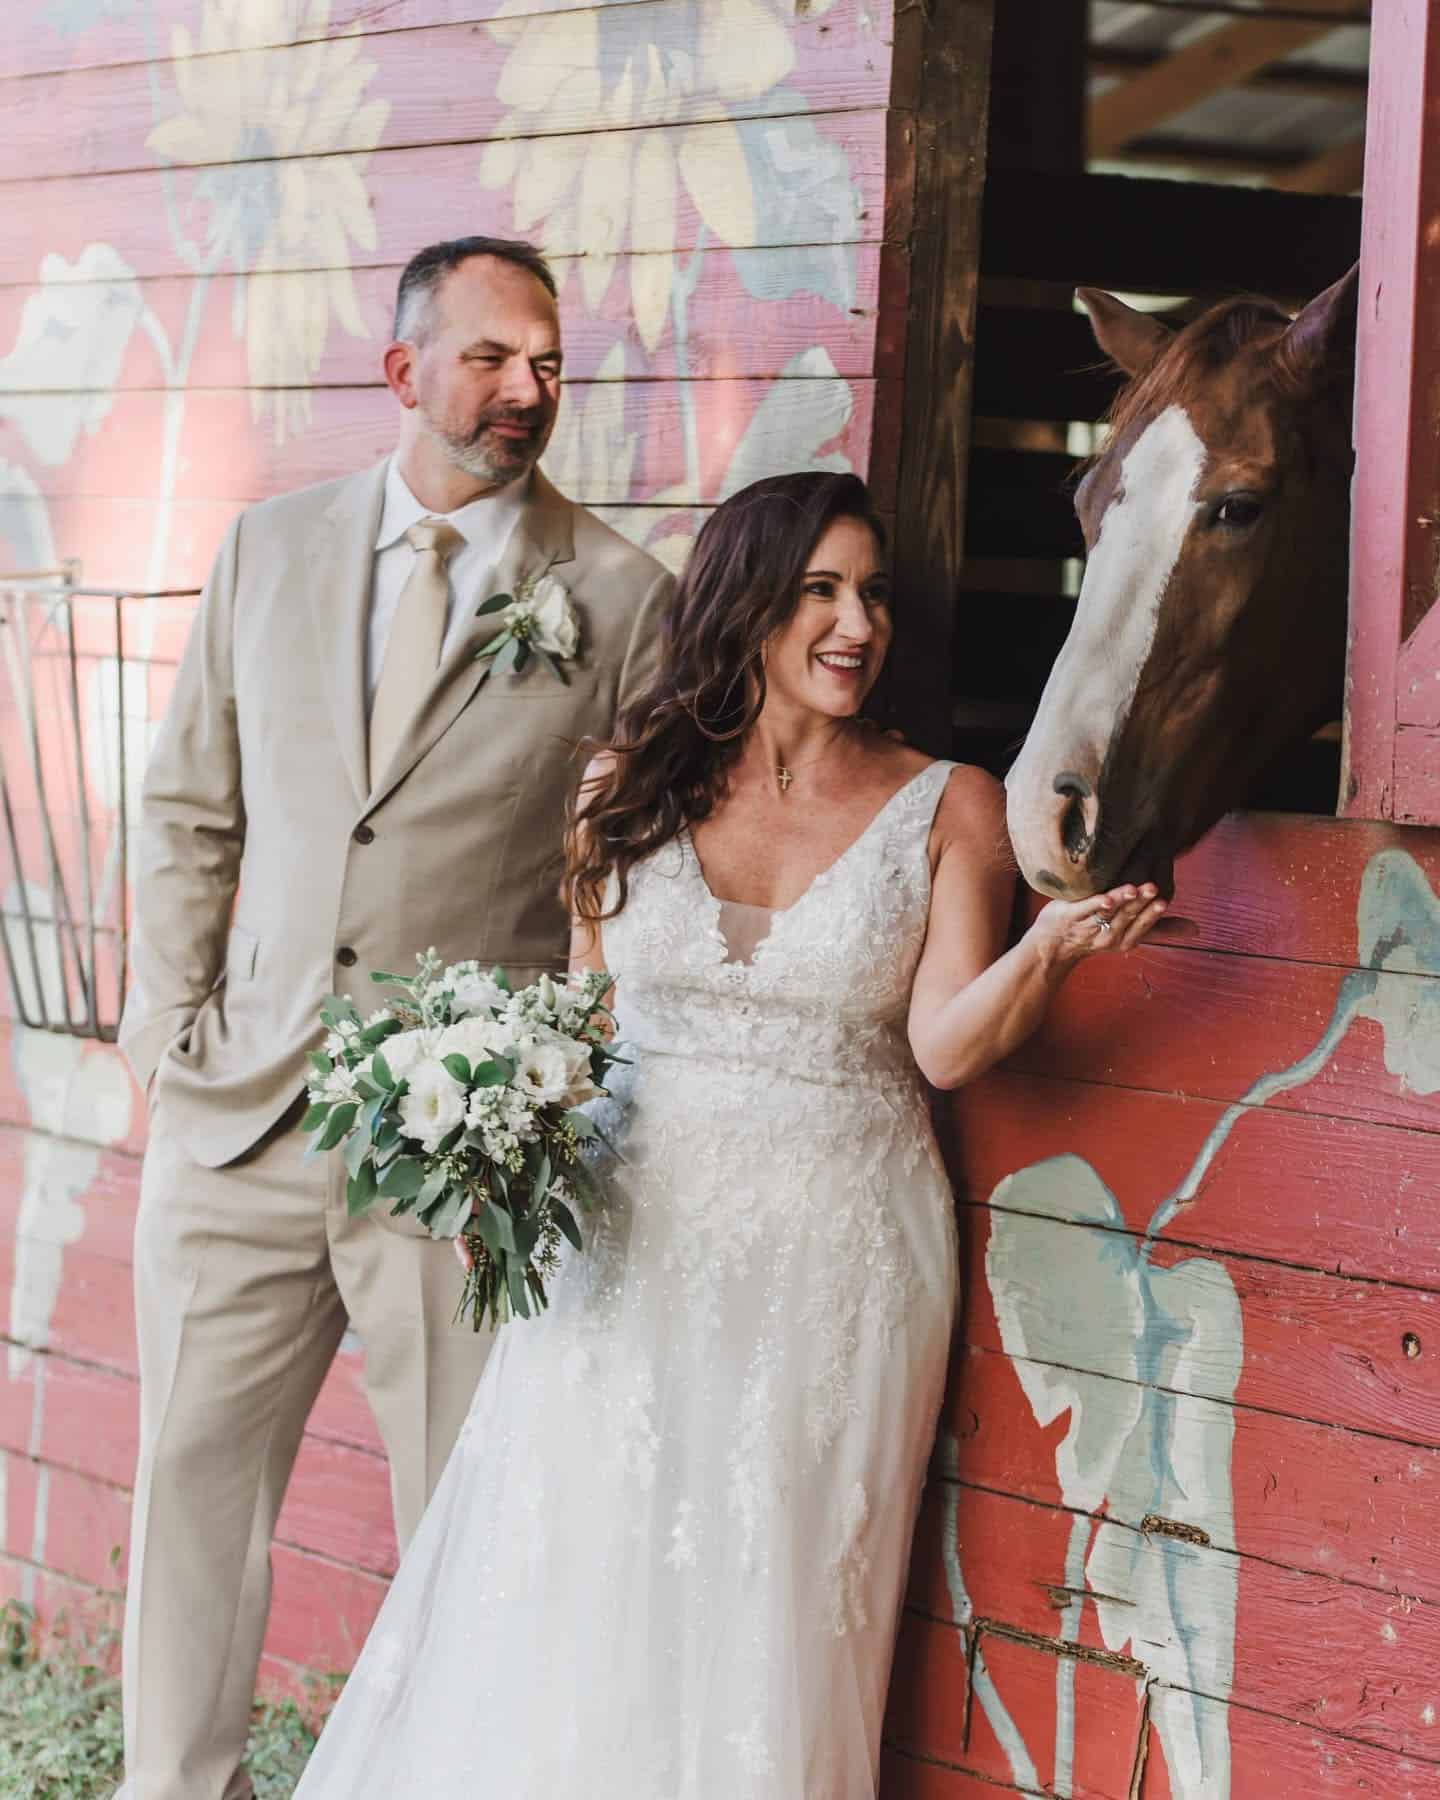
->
<box><xmin>1005</xmin><ymin>267</ymin><xmax>1360</xmax><ymax>900</ymax></box>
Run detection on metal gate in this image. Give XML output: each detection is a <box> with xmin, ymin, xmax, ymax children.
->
<box><xmin>0</xmin><ymin>574</ymin><xmax>196</xmax><ymax>1040</ymax></box>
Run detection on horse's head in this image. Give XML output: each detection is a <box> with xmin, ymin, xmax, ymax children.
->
<box><xmin>1005</xmin><ymin>268</ymin><xmax>1358</xmax><ymax>899</ymax></box>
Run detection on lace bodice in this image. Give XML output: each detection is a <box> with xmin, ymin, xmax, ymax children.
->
<box><xmin>602</xmin><ymin>760</ymin><xmax>956</xmax><ymax>1091</ymax></box>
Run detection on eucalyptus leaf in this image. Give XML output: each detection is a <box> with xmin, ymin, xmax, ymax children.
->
<box><xmin>476</xmin><ymin>628</ymin><xmax>514</xmax><ymax>661</ymax></box>
<box><xmin>513</xmin><ymin>640</ymin><xmax>531</xmax><ymax>675</ymax></box>
<box><xmin>507</xmin><ymin>1262</ymin><xmax>531</xmax><ymax>1319</ymax></box>
<box><xmin>442</xmin><ymin>1053</ymin><xmax>472</xmax><ymax>1084</ymax></box>
<box><xmin>347</xmin><ymin>1160</ymin><xmax>378</xmax><ymax>1217</ymax></box>
<box><xmin>427</xmin><ymin>1188</ymin><xmax>471</xmax><ymax>1238</ymax></box>
<box><xmin>476</xmin><ymin>591</ymin><xmax>513</xmax><ymax>616</ymax></box>
<box><xmin>343</xmin><ymin>1128</ymin><xmax>371</xmax><ymax>1179</ymax></box>
<box><xmin>416</xmin><ymin>1167</ymin><xmax>451</xmax><ymax>1211</ymax></box>
<box><xmin>380</xmin><ymin>1157</ymin><xmax>425</xmax><ymax>1200</ymax></box>
<box><xmin>307</xmin><ymin>1051</ymin><xmax>333</xmax><ymax>1077</ymax></box>
<box><xmin>470</xmin><ymin>1058</ymin><xmax>510</xmax><ymax>1088</ymax></box>
<box><xmin>487</xmin><ymin>1201</ymin><xmax>518</xmax><ymax>1257</ymax></box>
<box><xmin>552</xmin><ymin>1198</ymin><xmax>583</xmax><ymax>1250</ymax></box>
<box><xmin>301</xmin><ymin>1101</ymin><xmax>330</xmax><ymax>1132</ymax></box>
<box><xmin>471</xmin><ymin>1202</ymin><xmax>503</xmax><ymax>1255</ymax></box>
<box><xmin>371</xmin><ymin>1049</ymin><xmax>394</xmax><ymax>1090</ymax></box>
<box><xmin>316</xmin><ymin>1103</ymin><xmax>358</xmax><ymax>1153</ymax></box>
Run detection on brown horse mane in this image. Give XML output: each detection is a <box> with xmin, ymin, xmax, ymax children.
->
<box><xmin>1091</xmin><ymin>295</ymin><xmax>1303</xmax><ymax>464</ymax></box>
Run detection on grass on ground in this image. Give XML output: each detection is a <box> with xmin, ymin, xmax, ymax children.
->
<box><xmin>0</xmin><ymin>1597</ymin><xmax>335</xmax><ymax>1799</ymax></box>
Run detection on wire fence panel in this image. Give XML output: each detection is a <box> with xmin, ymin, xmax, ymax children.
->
<box><xmin>0</xmin><ymin>579</ymin><xmax>196</xmax><ymax>1040</ymax></box>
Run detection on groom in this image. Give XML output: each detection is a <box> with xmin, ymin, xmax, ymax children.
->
<box><xmin>115</xmin><ymin>236</ymin><xmax>672</xmax><ymax>1800</ymax></box>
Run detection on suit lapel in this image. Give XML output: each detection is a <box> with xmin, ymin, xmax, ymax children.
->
<box><xmin>308</xmin><ymin>460</ymin><xmax>388</xmax><ymax>811</ymax></box>
<box><xmin>363</xmin><ymin>471</ymin><xmax>577</xmax><ymax>816</ymax></box>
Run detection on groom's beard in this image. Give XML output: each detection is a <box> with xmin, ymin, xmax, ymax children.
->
<box><xmin>429</xmin><ymin>403</ymin><xmax>554</xmax><ymax>488</ymax></box>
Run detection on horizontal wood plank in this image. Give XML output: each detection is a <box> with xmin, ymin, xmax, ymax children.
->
<box><xmin>947</xmin><ymin>1067</ymin><xmax>1440</xmax><ymax>1287</ymax></box>
<box><xmin>0</xmin><ymin>377</ymin><xmax>881</xmax><ymax>510</ymax></box>
<box><xmin>1139</xmin><ymin>1694</ymin><xmax>1440</xmax><ymax>1798</ymax></box>
<box><xmin>963</xmin><ymin>1201</ymin><xmax>1440</xmax><ymax>1451</ymax></box>
<box><xmin>0</xmin><ymin>246</ymin><xmax>884</xmax><ymax>388</ymax></box>
<box><xmin>0</xmin><ymin>113</ymin><xmax>890</xmax><ymax>288</ymax></box>
<box><xmin>980</xmin><ymin>171</ymin><xmax>1360</xmax><ymax>300</ymax></box>
<box><xmin>1004</xmin><ymin>940</ymin><xmax>1440</xmax><ymax>1139</ymax></box>
<box><xmin>971</xmin><ymin>304</ymin><xmax>1126</xmax><ymax>424</ymax></box>
<box><xmin>946</xmin><ymin>1342</ymin><xmax>1440</xmax><ymax>1602</ymax></box>
<box><xmin>0</xmin><ymin>0</ymin><xmax>668</xmax><ymax>83</ymax></box>
<box><xmin>4</xmin><ymin>1</ymin><xmax>894</xmax><ymax>185</ymax></box>
<box><xmin>913</xmin><ymin>1480</ymin><xmax>1440</xmax><ymax>1762</ymax></box>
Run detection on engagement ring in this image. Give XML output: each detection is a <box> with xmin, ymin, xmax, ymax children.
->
<box><xmin>1095</xmin><ymin>917</ymin><xmax>1112</xmax><ymax>933</ymax></box>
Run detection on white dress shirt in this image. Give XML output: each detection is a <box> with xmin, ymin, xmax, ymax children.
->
<box><xmin>366</xmin><ymin>458</ymin><xmax>530</xmax><ymax>711</ymax></box>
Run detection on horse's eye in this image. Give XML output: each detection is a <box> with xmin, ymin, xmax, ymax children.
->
<box><xmin>1214</xmin><ymin>494</ymin><xmax>1264</xmax><ymax>529</ymax></box>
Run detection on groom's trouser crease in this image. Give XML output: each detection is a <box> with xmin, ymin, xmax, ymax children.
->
<box><xmin>122</xmin><ymin>1104</ymin><xmax>491</xmax><ymax>1800</ymax></box>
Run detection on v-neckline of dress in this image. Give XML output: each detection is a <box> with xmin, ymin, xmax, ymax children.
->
<box><xmin>684</xmin><ymin>762</ymin><xmax>945</xmax><ymax>972</ymax></box>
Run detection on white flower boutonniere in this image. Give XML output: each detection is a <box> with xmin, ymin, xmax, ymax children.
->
<box><xmin>475</xmin><ymin>571</ymin><xmax>580</xmax><ymax>684</ymax></box>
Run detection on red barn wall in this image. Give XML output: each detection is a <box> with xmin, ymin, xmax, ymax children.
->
<box><xmin>890</xmin><ymin>815</ymin><xmax>1440</xmax><ymax>1797</ymax></box>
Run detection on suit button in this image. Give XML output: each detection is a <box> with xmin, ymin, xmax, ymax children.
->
<box><xmin>353</xmin><ymin>824</ymin><xmax>375</xmax><ymax>845</ymax></box>
<box><xmin>336</xmin><ymin>946</ymin><xmax>358</xmax><ymax>968</ymax></box>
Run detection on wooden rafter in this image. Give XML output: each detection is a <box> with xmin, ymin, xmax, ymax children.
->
<box><xmin>1089</xmin><ymin>45</ymin><xmax>1368</xmax><ymax>106</ymax></box>
<box><xmin>1271</xmin><ymin>132</ymin><xmax>1367</xmax><ymax>193</ymax></box>
<box><xmin>1089</xmin><ymin>0</ymin><xmax>1366</xmax><ymax>159</ymax></box>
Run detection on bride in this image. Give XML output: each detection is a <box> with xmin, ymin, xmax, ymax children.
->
<box><xmin>294</xmin><ymin>470</ymin><xmax>1165</xmax><ymax>1797</ymax></box>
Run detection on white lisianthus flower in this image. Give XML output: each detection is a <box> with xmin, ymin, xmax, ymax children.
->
<box><xmin>526</xmin><ymin>574</ymin><xmax>580</xmax><ymax>659</ymax></box>
<box><xmin>399</xmin><ymin>1060</ymin><xmax>468</xmax><ymax>1152</ymax></box>
<box><xmin>436</xmin><ymin>1016</ymin><xmax>511</xmax><ymax>1069</ymax></box>
<box><xmin>513</xmin><ymin>1025</ymin><xmax>599</xmax><ymax>1107</ymax></box>
<box><xmin>445</xmin><ymin>964</ymin><xmax>508</xmax><ymax>1017</ymax></box>
<box><xmin>381</xmin><ymin>1027</ymin><xmax>431</xmax><ymax>1082</ymax></box>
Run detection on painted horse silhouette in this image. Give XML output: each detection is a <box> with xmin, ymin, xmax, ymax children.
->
<box><xmin>1006</xmin><ymin>267</ymin><xmax>1359</xmax><ymax>900</ymax></box>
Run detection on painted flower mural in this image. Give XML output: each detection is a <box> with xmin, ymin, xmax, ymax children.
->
<box><xmin>147</xmin><ymin>0</ymin><xmax>390</xmax><ymax>440</ymax></box>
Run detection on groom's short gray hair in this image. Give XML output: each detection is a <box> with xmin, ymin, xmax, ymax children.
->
<box><xmin>394</xmin><ymin>237</ymin><xmax>558</xmax><ymax>345</ymax></box>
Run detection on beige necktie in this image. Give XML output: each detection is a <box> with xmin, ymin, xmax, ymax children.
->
<box><xmin>369</xmin><ymin>516</ymin><xmax>464</xmax><ymax>788</ymax></box>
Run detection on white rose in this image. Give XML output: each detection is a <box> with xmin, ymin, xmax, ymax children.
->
<box><xmin>436</xmin><ymin>1016</ymin><xmax>510</xmax><ymax>1069</ymax></box>
<box><xmin>398</xmin><ymin>1059</ymin><xmax>468</xmax><ymax>1152</ymax></box>
<box><xmin>378</xmin><ymin>1028</ymin><xmax>429</xmax><ymax>1080</ymax></box>
<box><xmin>513</xmin><ymin>1026</ymin><xmax>599</xmax><ymax>1108</ymax></box>
<box><xmin>446</xmin><ymin>965</ymin><xmax>508</xmax><ymax>1016</ymax></box>
<box><xmin>529</xmin><ymin>575</ymin><xmax>580</xmax><ymax>659</ymax></box>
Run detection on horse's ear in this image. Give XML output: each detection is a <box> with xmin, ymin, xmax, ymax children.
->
<box><xmin>1076</xmin><ymin>288</ymin><xmax>1173</xmax><ymax>378</ymax></box>
<box><xmin>1281</xmin><ymin>263</ymin><xmax>1359</xmax><ymax>385</ymax></box>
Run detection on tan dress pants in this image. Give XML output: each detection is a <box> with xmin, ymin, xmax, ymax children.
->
<box><xmin>118</xmin><ymin>1100</ymin><xmax>491</xmax><ymax>1800</ymax></box>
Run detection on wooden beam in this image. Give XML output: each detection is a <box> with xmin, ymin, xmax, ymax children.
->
<box><xmin>1342</xmin><ymin>0</ymin><xmax>1440</xmax><ymax>818</ymax></box>
<box><xmin>1088</xmin><ymin>45</ymin><xmax>1369</xmax><ymax>106</ymax></box>
<box><xmin>878</xmin><ymin>1</ymin><xmax>997</xmax><ymax>755</ymax></box>
<box><xmin>1089</xmin><ymin>1</ymin><xmax>1366</xmax><ymax>159</ymax></box>
<box><xmin>1271</xmin><ymin>132</ymin><xmax>1368</xmax><ymax>193</ymax></box>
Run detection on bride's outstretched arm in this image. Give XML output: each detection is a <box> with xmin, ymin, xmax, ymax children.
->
<box><xmin>907</xmin><ymin>768</ymin><xmax>1166</xmax><ymax>1090</ymax></box>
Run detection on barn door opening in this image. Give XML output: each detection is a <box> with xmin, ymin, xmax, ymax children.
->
<box><xmin>953</xmin><ymin>0</ymin><xmax>1368</xmax><ymax>812</ymax></box>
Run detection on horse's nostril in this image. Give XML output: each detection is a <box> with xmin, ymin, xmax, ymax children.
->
<box><xmin>1054</xmin><ymin>770</ymin><xmax>1093</xmax><ymax>801</ymax></box>
<box><xmin>1060</xmin><ymin>795</ymin><xmax>1091</xmax><ymax>863</ymax></box>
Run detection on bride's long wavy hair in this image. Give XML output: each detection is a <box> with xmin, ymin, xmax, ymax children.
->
<box><xmin>567</xmin><ymin>470</ymin><xmax>887</xmax><ymax>925</ymax></box>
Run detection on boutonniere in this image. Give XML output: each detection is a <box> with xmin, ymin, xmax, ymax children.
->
<box><xmin>474</xmin><ymin>571</ymin><xmax>579</xmax><ymax>684</ymax></box>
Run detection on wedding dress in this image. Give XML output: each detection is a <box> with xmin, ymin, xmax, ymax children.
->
<box><xmin>294</xmin><ymin>759</ymin><xmax>959</xmax><ymax>1799</ymax></box>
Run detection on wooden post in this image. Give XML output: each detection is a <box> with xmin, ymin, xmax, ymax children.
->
<box><xmin>1342</xmin><ymin>0</ymin><xmax>1440</xmax><ymax>821</ymax></box>
<box><xmin>877</xmin><ymin>0</ymin><xmax>997</xmax><ymax>756</ymax></box>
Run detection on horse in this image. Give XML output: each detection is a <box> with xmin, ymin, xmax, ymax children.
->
<box><xmin>1003</xmin><ymin>266</ymin><xmax>1359</xmax><ymax>900</ymax></box>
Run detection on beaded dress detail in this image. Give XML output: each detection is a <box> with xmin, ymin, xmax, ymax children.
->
<box><xmin>295</xmin><ymin>760</ymin><xmax>959</xmax><ymax>1799</ymax></box>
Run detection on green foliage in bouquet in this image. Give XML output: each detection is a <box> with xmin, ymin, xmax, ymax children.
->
<box><xmin>302</xmin><ymin>953</ymin><xmax>619</xmax><ymax>1329</ymax></box>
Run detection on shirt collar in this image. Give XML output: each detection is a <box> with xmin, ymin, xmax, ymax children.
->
<box><xmin>375</xmin><ymin>457</ymin><xmax>532</xmax><ymax>554</ymax></box>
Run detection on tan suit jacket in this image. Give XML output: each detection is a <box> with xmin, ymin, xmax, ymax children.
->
<box><xmin>121</xmin><ymin>460</ymin><xmax>671</xmax><ymax>1168</ymax></box>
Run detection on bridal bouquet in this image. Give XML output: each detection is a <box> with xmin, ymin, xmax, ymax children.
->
<box><xmin>302</xmin><ymin>952</ymin><xmax>617</xmax><ymax>1330</ymax></box>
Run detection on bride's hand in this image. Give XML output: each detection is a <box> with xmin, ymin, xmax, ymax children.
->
<box><xmin>1029</xmin><ymin>883</ymin><xmax>1167</xmax><ymax>971</ymax></box>
<box><xmin>453</xmin><ymin>1236</ymin><xmax>474</xmax><ymax>1274</ymax></box>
